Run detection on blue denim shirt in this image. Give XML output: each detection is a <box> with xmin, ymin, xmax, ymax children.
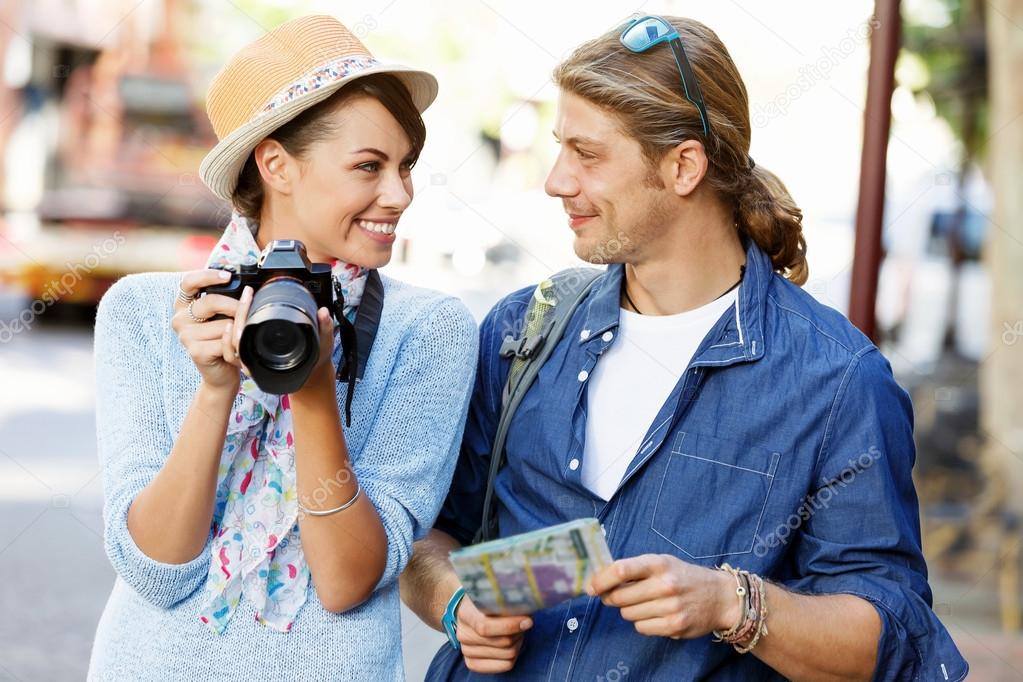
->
<box><xmin>429</xmin><ymin>240</ymin><xmax>967</xmax><ymax>681</ymax></box>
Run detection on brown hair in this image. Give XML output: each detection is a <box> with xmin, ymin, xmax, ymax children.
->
<box><xmin>232</xmin><ymin>73</ymin><xmax>427</xmax><ymax>220</ymax></box>
<box><xmin>552</xmin><ymin>17</ymin><xmax>808</xmax><ymax>284</ymax></box>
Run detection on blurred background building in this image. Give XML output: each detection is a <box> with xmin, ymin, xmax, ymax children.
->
<box><xmin>0</xmin><ymin>0</ymin><xmax>1020</xmax><ymax>679</ymax></box>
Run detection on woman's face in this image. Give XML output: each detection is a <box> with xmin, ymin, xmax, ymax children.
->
<box><xmin>259</xmin><ymin>95</ymin><xmax>417</xmax><ymax>269</ymax></box>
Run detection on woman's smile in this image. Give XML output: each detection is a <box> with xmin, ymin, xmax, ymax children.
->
<box><xmin>354</xmin><ymin>217</ymin><xmax>399</xmax><ymax>244</ymax></box>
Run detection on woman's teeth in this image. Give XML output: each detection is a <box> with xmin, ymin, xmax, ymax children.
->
<box><xmin>357</xmin><ymin>220</ymin><xmax>396</xmax><ymax>235</ymax></box>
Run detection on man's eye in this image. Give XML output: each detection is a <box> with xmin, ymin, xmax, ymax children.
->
<box><xmin>576</xmin><ymin>149</ymin><xmax>594</xmax><ymax>160</ymax></box>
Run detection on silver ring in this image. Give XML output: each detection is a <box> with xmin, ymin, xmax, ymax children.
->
<box><xmin>187</xmin><ymin>299</ymin><xmax>209</xmax><ymax>323</ymax></box>
<box><xmin>177</xmin><ymin>287</ymin><xmax>195</xmax><ymax>304</ymax></box>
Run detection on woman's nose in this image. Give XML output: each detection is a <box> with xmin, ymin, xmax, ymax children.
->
<box><xmin>378</xmin><ymin>173</ymin><xmax>413</xmax><ymax>211</ymax></box>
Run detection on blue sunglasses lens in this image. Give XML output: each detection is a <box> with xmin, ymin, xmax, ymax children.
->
<box><xmin>621</xmin><ymin>17</ymin><xmax>675</xmax><ymax>51</ymax></box>
<box><xmin>618</xmin><ymin>15</ymin><xmax>712</xmax><ymax>137</ymax></box>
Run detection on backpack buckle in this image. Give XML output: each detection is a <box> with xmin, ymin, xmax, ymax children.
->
<box><xmin>499</xmin><ymin>333</ymin><xmax>546</xmax><ymax>360</ymax></box>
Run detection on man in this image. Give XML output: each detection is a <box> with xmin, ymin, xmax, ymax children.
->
<box><xmin>401</xmin><ymin>15</ymin><xmax>966</xmax><ymax>681</ymax></box>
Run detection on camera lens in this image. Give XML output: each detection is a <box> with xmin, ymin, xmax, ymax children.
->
<box><xmin>252</xmin><ymin>319</ymin><xmax>308</xmax><ymax>371</ymax></box>
<box><xmin>238</xmin><ymin>276</ymin><xmax>323</xmax><ymax>394</ymax></box>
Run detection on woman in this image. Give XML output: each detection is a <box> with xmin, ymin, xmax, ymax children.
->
<box><xmin>88</xmin><ymin>15</ymin><xmax>477</xmax><ymax>680</ymax></box>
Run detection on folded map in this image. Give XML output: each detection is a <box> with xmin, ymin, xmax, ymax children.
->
<box><xmin>449</xmin><ymin>517</ymin><xmax>614</xmax><ymax>615</ymax></box>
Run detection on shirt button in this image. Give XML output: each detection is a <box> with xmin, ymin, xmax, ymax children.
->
<box><xmin>580</xmin><ymin>329</ymin><xmax>590</xmax><ymax>341</ymax></box>
<box><xmin>602</xmin><ymin>331</ymin><xmax>614</xmax><ymax>342</ymax></box>
<box><xmin>578</xmin><ymin>370</ymin><xmax>589</xmax><ymax>382</ymax></box>
<box><xmin>569</xmin><ymin>458</ymin><xmax>579</xmax><ymax>471</ymax></box>
<box><xmin>566</xmin><ymin>617</ymin><xmax>579</xmax><ymax>632</ymax></box>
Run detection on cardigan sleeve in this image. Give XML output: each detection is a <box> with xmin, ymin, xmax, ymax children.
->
<box><xmin>432</xmin><ymin>286</ymin><xmax>532</xmax><ymax>546</ymax></box>
<box><xmin>94</xmin><ymin>275</ymin><xmax>212</xmax><ymax>609</ymax></box>
<box><xmin>350</xmin><ymin>296</ymin><xmax>479</xmax><ymax>592</ymax></box>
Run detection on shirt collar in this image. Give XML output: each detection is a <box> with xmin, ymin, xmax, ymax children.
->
<box><xmin>574</xmin><ymin>262</ymin><xmax>625</xmax><ymax>343</ymax></box>
<box><xmin>577</xmin><ymin>238</ymin><xmax>772</xmax><ymax>365</ymax></box>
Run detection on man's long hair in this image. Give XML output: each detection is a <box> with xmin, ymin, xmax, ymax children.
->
<box><xmin>553</xmin><ymin>16</ymin><xmax>808</xmax><ymax>284</ymax></box>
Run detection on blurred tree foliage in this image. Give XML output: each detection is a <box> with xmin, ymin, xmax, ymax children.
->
<box><xmin>902</xmin><ymin>0</ymin><xmax>989</xmax><ymax>169</ymax></box>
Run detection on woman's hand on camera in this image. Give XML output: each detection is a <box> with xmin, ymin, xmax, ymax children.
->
<box><xmin>172</xmin><ymin>268</ymin><xmax>253</xmax><ymax>394</ymax></box>
<box><xmin>293</xmin><ymin>306</ymin><xmax>337</xmax><ymax>395</ymax></box>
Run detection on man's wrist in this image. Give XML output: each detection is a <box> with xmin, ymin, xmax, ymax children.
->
<box><xmin>714</xmin><ymin>566</ymin><xmax>744</xmax><ymax>633</ymax></box>
<box><xmin>442</xmin><ymin>586</ymin><xmax>467</xmax><ymax>649</ymax></box>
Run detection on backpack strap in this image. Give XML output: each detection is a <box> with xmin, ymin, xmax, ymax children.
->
<box><xmin>473</xmin><ymin>267</ymin><xmax>604</xmax><ymax>544</ymax></box>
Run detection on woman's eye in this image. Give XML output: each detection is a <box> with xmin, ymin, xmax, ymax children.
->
<box><xmin>357</xmin><ymin>162</ymin><xmax>380</xmax><ymax>172</ymax></box>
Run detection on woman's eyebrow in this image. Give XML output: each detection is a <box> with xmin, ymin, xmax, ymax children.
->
<box><xmin>351</xmin><ymin>147</ymin><xmax>389</xmax><ymax>160</ymax></box>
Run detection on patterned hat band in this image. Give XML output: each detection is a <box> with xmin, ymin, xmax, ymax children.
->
<box><xmin>260</xmin><ymin>55</ymin><xmax>380</xmax><ymax>115</ymax></box>
<box><xmin>198</xmin><ymin>14</ymin><xmax>438</xmax><ymax>201</ymax></box>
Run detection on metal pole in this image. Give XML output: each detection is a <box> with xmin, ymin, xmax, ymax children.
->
<box><xmin>849</xmin><ymin>0</ymin><xmax>902</xmax><ymax>341</ymax></box>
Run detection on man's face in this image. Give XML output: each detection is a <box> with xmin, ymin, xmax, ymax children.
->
<box><xmin>544</xmin><ymin>91</ymin><xmax>673</xmax><ymax>264</ymax></box>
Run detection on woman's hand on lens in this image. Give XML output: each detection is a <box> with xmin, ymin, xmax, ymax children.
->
<box><xmin>294</xmin><ymin>306</ymin><xmax>337</xmax><ymax>394</ymax></box>
<box><xmin>313</xmin><ymin>306</ymin><xmax>336</xmax><ymax>376</ymax></box>
<box><xmin>171</xmin><ymin>268</ymin><xmax>253</xmax><ymax>394</ymax></box>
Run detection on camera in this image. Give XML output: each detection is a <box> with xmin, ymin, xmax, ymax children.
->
<box><xmin>200</xmin><ymin>239</ymin><xmax>336</xmax><ymax>394</ymax></box>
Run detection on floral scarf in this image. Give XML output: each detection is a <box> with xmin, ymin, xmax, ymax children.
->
<box><xmin>196</xmin><ymin>212</ymin><xmax>368</xmax><ymax>634</ymax></box>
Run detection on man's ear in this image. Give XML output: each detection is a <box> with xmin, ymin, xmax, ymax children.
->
<box><xmin>253</xmin><ymin>139</ymin><xmax>294</xmax><ymax>196</ymax></box>
<box><xmin>661</xmin><ymin>139</ymin><xmax>708</xmax><ymax>197</ymax></box>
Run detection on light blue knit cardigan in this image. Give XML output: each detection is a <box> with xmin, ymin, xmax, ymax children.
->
<box><xmin>88</xmin><ymin>270</ymin><xmax>477</xmax><ymax>681</ymax></box>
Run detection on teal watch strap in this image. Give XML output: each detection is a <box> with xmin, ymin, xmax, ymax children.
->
<box><xmin>442</xmin><ymin>587</ymin><xmax>466</xmax><ymax>651</ymax></box>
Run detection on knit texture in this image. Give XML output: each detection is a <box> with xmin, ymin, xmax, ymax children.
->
<box><xmin>198</xmin><ymin>213</ymin><xmax>369</xmax><ymax>635</ymax></box>
<box><xmin>88</xmin><ymin>270</ymin><xmax>477</xmax><ymax>681</ymax></box>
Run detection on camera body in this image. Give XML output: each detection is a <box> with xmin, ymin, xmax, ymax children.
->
<box><xmin>200</xmin><ymin>239</ymin><xmax>336</xmax><ymax>394</ymax></box>
<box><xmin>203</xmin><ymin>238</ymin><xmax>334</xmax><ymax>310</ymax></box>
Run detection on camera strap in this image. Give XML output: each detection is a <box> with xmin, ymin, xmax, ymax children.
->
<box><xmin>331</xmin><ymin>269</ymin><xmax>384</xmax><ymax>426</ymax></box>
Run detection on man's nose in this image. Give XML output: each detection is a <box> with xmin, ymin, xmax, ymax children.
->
<box><xmin>544</xmin><ymin>152</ymin><xmax>578</xmax><ymax>198</ymax></box>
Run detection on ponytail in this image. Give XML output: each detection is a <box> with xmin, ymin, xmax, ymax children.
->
<box><xmin>736</xmin><ymin>166</ymin><xmax>808</xmax><ymax>285</ymax></box>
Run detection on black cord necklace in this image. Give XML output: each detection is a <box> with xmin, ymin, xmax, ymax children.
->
<box><xmin>622</xmin><ymin>264</ymin><xmax>746</xmax><ymax>315</ymax></box>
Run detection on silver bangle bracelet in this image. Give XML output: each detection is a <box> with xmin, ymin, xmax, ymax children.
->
<box><xmin>297</xmin><ymin>483</ymin><xmax>362</xmax><ymax>517</ymax></box>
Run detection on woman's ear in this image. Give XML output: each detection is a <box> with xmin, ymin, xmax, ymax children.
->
<box><xmin>662</xmin><ymin>138</ymin><xmax>709</xmax><ymax>197</ymax></box>
<box><xmin>253</xmin><ymin>139</ymin><xmax>294</xmax><ymax>196</ymax></box>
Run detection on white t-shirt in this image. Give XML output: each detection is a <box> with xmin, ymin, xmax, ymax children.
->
<box><xmin>581</xmin><ymin>288</ymin><xmax>738</xmax><ymax>500</ymax></box>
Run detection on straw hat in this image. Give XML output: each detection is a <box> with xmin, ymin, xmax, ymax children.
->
<box><xmin>199</xmin><ymin>15</ymin><xmax>438</xmax><ymax>201</ymax></box>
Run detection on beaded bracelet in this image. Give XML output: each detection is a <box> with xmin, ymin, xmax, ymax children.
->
<box><xmin>734</xmin><ymin>572</ymin><xmax>769</xmax><ymax>653</ymax></box>
<box><xmin>713</xmin><ymin>568</ymin><xmax>748</xmax><ymax>642</ymax></box>
<box><xmin>712</xmin><ymin>563</ymin><xmax>769</xmax><ymax>653</ymax></box>
<box><xmin>729</xmin><ymin>573</ymin><xmax>760</xmax><ymax>644</ymax></box>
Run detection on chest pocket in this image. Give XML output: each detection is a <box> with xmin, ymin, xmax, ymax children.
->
<box><xmin>651</xmin><ymin>431</ymin><xmax>780</xmax><ymax>559</ymax></box>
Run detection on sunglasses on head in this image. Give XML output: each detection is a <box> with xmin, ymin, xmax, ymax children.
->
<box><xmin>619</xmin><ymin>15</ymin><xmax>711</xmax><ymax>138</ymax></box>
